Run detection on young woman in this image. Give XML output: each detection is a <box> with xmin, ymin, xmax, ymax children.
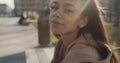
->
<box><xmin>49</xmin><ymin>0</ymin><xmax>119</xmax><ymax>63</ymax></box>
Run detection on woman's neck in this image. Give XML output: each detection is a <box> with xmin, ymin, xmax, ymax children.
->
<box><xmin>61</xmin><ymin>30</ymin><xmax>79</xmax><ymax>48</ymax></box>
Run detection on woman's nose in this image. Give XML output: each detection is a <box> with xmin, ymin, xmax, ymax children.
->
<box><xmin>52</xmin><ymin>10</ymin><xmax>62</xmax><ymax>18</ymax></box>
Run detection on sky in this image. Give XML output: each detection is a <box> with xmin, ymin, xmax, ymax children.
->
<box><xmin>0</xmin><ymin>0</ymin><xmax>14</xmax><ymax>9</ymax></box>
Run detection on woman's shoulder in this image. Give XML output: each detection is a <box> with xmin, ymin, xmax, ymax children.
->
<box><xmin>62</xmin><ymin>38</ymin><xmax>113</xmax><ymax>63</ymax></box>
<box><xmin>62</xmin><ymin>41</ymin><xmax>114</xmax><ymax>63</ymax></box>
<box><xmin>70</xmin><ymin>43</ymin><xmax>101</xmax><ymax>58</ymax></box>
<box><xmin>61</xmin><ymin>42</ymin><xmax>101</xmax><ymax>63</ymax></box>
<box><xmin>65</xmin><ymin>34</ymin><xmax>101</xmax><ymax>58</ymax></box>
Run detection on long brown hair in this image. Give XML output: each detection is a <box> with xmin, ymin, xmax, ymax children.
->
<box><xmin>78</xmin><ymin>0</ymin><xmax>118</xmax><ymax>63</ymax></box>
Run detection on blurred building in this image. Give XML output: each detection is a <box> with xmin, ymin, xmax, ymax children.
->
<box><xmin>0</xmin><ymin>4</ymin><xmax>12</xmax><ymax>16</ymax></box>
<box><xmin>97</xmin><ymin>0</ymin><xmax>115</xmax><ymax>22</ymax></box>
<box><xmin>14</xmin><ymin>0</ymin><xmax>49</xmax><ymax>16</ymax></box>
<box><xmin>98</xmin><ymin>0</ymin><xmax>114</xmax><ymax>11</ymax></box>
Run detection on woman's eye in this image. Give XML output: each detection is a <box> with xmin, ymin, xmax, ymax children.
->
<box><xmin>64</xmin><ymin>9</ymin><xmax>73</xmax><ymax>14</ymax></box>
<box><xmin>50</xmin><ymin>6</ymin><xmax>58</xmax><ymax>11</ymax></box>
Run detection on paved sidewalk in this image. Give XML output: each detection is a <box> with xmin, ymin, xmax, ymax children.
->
<box><xmin>0</xmin><ymin>17</ymin><xmax>39</xmax><ymax>57</ymax></box>
<box><xmin>26</xmin><ymin>46</ymin><xmax>55</xmax><ymax>63</ymax></box>
<box><xmin>0</xmin><ymin>17</ymin><xmax>55</xmax><ymax>63</ymax></box>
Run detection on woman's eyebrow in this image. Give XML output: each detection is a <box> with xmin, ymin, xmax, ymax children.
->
<box><xmin>64</xmin><ymin>3</ymin><xmax>75</xmax><ymax>7</ymax></box>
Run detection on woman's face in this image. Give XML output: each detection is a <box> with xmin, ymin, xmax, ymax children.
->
<box><xmin>49</xmin><ymin>0</ymin><xmax>87</xmax><ymax>35</ymax></box>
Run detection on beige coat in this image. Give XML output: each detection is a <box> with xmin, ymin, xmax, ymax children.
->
<box><xmin>51</xmin><ymin>35</ymin><xmax>116</xmax><ymax>63</ymax></box>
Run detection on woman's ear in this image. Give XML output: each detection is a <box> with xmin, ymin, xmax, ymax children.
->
<box><xmin>78</xmin><ymin>16</ymin><xmax>88</xmax><ymax>28</ymax></box>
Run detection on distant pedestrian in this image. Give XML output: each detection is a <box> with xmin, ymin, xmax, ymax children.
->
<box><xmin>18</xmin><ymin>12</ymin><xmax>28</xmax><ymax>25</ymax></box>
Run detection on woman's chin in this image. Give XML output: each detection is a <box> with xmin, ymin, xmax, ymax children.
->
<box><xmin>51</xmin><ymin>29</ymin><xmax>62</xmax><ymax>34</ymax></box>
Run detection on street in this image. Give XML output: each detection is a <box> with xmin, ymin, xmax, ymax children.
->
<box><xmin>0</xmin><ymin>17</ymin><xmax>39</xmax><ymax>63</ymax></box>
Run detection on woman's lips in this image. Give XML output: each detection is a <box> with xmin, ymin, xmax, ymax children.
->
<box><xmin>51</xmin><ymin>20</ymin><xmax>64</xmax><ymax>25</ymax></box>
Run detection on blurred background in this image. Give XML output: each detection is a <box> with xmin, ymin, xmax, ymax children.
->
<box><xmin>0</xmin><ymin>0</ymin><xmax>120</xmax><ymax>63</ymax></box>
